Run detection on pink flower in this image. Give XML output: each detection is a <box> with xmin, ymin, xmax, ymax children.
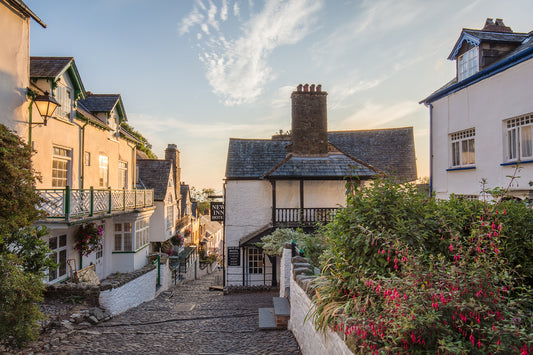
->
<box><xmin>449</xmin><ymin>243</ymin><xmax>453</xmax><ymax>252</ymax></box>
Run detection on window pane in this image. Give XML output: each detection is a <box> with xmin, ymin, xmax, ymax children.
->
<box><xmin>124</xmin><ymin>222</ymin><xmax>131</xmax><ymax>232</ymax></box>
<box><xmin>114</xmin><ymin>234</ymin><xmax>122</xmax><ymax>251</ymax></box>
<box><xmin>115</xmin><ymin>223</ymin><xmax>122</xmax><ymax>232</ymax></box>
<box><xmin>124</xmin><ymin>233</ymin><xmax>132</xmax><ymax>251</ymax></box>
<box><xmin>521</xmin><ymin>125</ymin><xmax>532</xmax><ymax>158</ymax></box>
<box><xmin>509</xmin><ymin>129</ymin><xmax>517</xmax><ymax>160</ymax></box>
<box><xmin>59</xmin><ymin>250</ymin><xmax>67</xmax><ymax>276</ymax></box>
<box><xmin>49</xmin><ymin>236</ymin><xmax>57</xmax><ymax>249</ymax></box>
<box><xmin>59</xmin><ymin>234</ymin><xmax>67</xmax><ymax>248</ymax></box>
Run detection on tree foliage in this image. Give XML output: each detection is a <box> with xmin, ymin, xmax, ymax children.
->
<box><xmin>120</xmin><ymin>122</ymin><xmax>157</xmax><ymax>159</ymax></box>
<box><xmin>190</xmin><ymin>187</ymin><xmax>216</xmax><ymax>215</ymax></box>
<box><xmin>311</xmin><ymin>177</ymin><xmax>533</xmax><ymax>354</ymax></box>
<box><xmin>0</xmin><ymin>124</ymin><xmax>54</xmax><ymax>347</ymax></box>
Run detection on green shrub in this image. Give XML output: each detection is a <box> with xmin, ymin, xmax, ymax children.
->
<box><xmin>0</xmin><ymin>254</ymin><xmax>45</xmax><ymax>348</ymax></box>
<box><xmin>311</xmin><ymin>177</ymin><xmax>533</xmax><ymax>354</ymax></box>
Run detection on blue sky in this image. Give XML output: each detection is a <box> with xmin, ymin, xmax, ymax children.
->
<box><xmin>27</xmin><ymin>0</ymin><xmax>533</xmax><ymax>190</ymax></box>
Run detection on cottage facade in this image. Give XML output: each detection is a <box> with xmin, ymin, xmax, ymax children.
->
<box><xmin>224</xmin><ymin>84</ymin><xmax>417</xmax><ymax>287</ymax></box>
<box><xmin>29</xmin><ymin>56</ymin><xmax>155</xmax><ymax>283</ymax></box>
<box><xmin>422</xmin><ymin>19</ymin><xmax>533</xmax><ymax>200</ymax></box>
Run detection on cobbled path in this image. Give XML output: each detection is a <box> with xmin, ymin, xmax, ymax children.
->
<box><xmin>35</xmin><ymin>273</ymin><xmax>301</xmax><ymax>354</ymax></box>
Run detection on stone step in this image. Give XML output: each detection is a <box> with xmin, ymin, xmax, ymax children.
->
<box><xmin>258</xmin><ymin>308</ymin><xmax>277</xmax><ymax>330</ymax></box>
<box><xmin>273</xmin><ymin>297</ymin><xmax>290</xmax><ymax>317</ymax></box>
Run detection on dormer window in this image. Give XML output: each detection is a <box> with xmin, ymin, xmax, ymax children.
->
<box><xmin>458</xmin><ymin>47</ymin><xmax>479</xmax><ymax>81</ymax></box>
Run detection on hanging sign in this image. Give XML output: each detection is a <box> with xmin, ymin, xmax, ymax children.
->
<box><xmin>210</xmin><ymin>202</ymin><xmax>224</xmax><ymax>221</ymax></box>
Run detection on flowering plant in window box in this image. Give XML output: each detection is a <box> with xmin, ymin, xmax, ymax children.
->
<box><xmin>184</xmin><ymin>228</ymin><xmax>191</xmax><ymax>237</ymax></box>
<box><xmin>75</xmin><ymin>223</ymin><xmax>103</xmax><ymax>256</ymax></box>
<box><xmin>170</xmin><ymin>233</ymin><xmax>184</xmax><ymax>247</ymax></box>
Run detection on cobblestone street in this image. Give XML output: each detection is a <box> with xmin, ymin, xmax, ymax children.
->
<box><xmin>25</xmin><ymin>273</ymin><xmax>301</xmax><ymax>355</ymax></box>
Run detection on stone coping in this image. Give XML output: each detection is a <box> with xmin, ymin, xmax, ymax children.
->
<box><xmin>291</xmin><ymin>255</ymin><xmax>319</xmax><ymax>298</ymax></box>
<box><xmin>99</xmin><ymin>264</ymin><xmax>156</xmax><ymax>291</ymax></box>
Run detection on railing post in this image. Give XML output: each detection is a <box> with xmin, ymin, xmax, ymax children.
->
<box><xmin>123</xmin><ymin>188</ymin><xmax>126</xmax><ymax>211</ymax></box>
<box><xmin>108</xmin><ymin>187</ymin><xmax>112</xmax><ymax>214</ymax></box>
<box><xmin>65</xmin><ymin>186</ymin><xmax>70</xmax><ymax>221</ymax></box>
<box><xmin>90</xmin><ymin>186</ymin><xmax>94</xmax><ymax>216</ymax></box>
<box><xmin>134</xmin><ymin>188</ymin><xmax>137</xmax><ymax>209</ymax></box>
<box><xmin>144</xmin><ymin>189</ymin><xmax>146</xmax><ymax>207</ymax></box>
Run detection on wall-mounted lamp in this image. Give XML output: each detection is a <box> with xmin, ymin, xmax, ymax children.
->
<box><xmin>32</xmin><ymin>92</ymin><xmax>60</xmax><ymax>126</ymax></box>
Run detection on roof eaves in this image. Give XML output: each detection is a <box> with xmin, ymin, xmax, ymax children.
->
<box><xmin>448</xmin><ymin>30</ymin><xmax>481</xmax><ymax>60</ymax></box>
<box><xmin>8</xmin><ymin>0</ymin><xmax>46</xmax><ymax>28</ymax></box>
<box><xmin>423</xmin><ymin>45</ymin><xmax>533</xmax><ymax>104</ymax></box>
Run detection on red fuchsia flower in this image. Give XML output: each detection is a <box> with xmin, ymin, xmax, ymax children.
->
<box><xmin>449</xmin><ymin>243</ymin><xmax>453</xmax><ymax>252</ymax></box>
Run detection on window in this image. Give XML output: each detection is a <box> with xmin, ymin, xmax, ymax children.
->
<box><xmin>99</xmin><ymin>155</ymin><xmax>108</xmax><ymax>187</ymax></box>
<box><xmin>84</xmin><ymin>152</ymin><xmax>91</xmax><ymax>166</ymax></box>
<box><xmin>55</xmin><ymin>86</ymin><xmax>72</xmax><ymax>119</ymax></box>
<box><xmin>505</xmin><ymin>114</ymin><xmax>533</xmax><ymax>162</ymax></box>
<box><xmin>52</xmin><ymin>146</ymin><xmax>71</xmax><ymax>187</ymax></box>
<box><xmin>166</xmin><ymin>205</ymin><xmax>174</xmax><ymax>230</ymax></box>
<box><xmin>114</xmin><ymin>222</ymin><xmax>132</xmax><ymax>251</ymax></box>
<box><xmin>135</xmin><ymin>219</ymin><xmax>149</xmax><ymax>249</ymax></box>
<box><xmin>118</xmin><ymin>161</ymin><xmax>127</xmax><ymax>189</ymax></box>
<box><xmin>450</xmin><ymin>129</ymin><xmax>475</xmax><ymax>167</ymax></box>
<box><xmin>248</xmin><ymin>248</ymin><xmax>263</xmax><ymax>274</ymax></box>
<box><xmin>458</xmin><ymin>47</ymin><xmax>479</xmax><ymax>81</ymax></box>
<box><xmin>48</xmin><ymin>234</ymin><xmax>67</xmax><ymax>282</ymax></box>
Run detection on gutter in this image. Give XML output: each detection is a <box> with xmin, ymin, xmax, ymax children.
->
<box><xmin>8</xmin><ymin>0</ymin><xmax>46</xmax><ymax>28</ymax></box>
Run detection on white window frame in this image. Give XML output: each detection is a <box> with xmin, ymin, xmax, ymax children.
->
<box><xmin>505</xmin><ymin>114</ymin><xmax>533</xmax><ymax>162</ymax></box>
<box><xmin>99</xmin><ymin>155</ymin><xmax>109</xmax><ymax>187</ymax></box>
<box><xmin>135</xmin><ymin>218</ymin><xmax>149</xmax><ymax>249</ymax></box>
<box><xmin>248</xmin><ymin>248</ymin><xmax>263</xmax><ymax>274</ymax></box>
<box><xmin>458</xmin><ymin>47</ymin><xmax>479</xmax><ymax>81</ymax></box>
<box><xmin>118</xmin><ymin>160</ymin><xmax>128</xmax><ymax>189</ymax></box>
<box><xmin>47</xmin><ymin>234</ymin><xmax>68</xmax><ymax>282</ymax></box>
<box><xmin>52</xmin><ymin>146</ymin><xmax>72</xmax><ymax>188</ymax></box>
<box><xmin>166</xmin><ymin>205</ymin><xmax>174</xmax><ymax>230</ymax></box>
<box><xmin>114</xmin><ymin>222</ymin><xmax>133</xmax><ymax>251</ymax></box>
<box><xmin>450</xmin><ymin>128</ymin><xmax>475</xmax><ymax>168</ymax></box>
<box><xmin>55</xmin><ymin>85</ymin><xmax>72</xmax><ymax>119</ymax></box>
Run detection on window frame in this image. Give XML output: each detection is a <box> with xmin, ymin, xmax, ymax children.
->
<box><xmin>135</xmin><ymin>218</ymin><xmax>149</xmax><ymax>249</ymax></box>
<box><xmin>118</xmin><ymin>160</ymin><xmax>128</xmax><ymax>189</ymax></box>
<box><xmin>458</xmin><ymin>46</ymin><xmax>479</xmax><ymax>81</ymax></box>
<box><xmin>505</xmin><ymin>114</ymin><xmax>533</xmax><ymax>162</ymax></box>
<box><xmin>166</xmin><ymin>205</ymin><xmax>174</xmax><ymax>230</ymax></box>
<box><xmin>99</xmin><ymin>155</ymin><xmax>109</xmax><ymax>188</ymax></box>
<box><xmin>55</xmin><ymin>85</ymin><xmax>72</xmax><ymax>120</ymax></box>
<box><xmin>47</xmin><ymin>234</ymin><xmax>68</xmax><ymax>283</ymax></box>
<box><xmin>248</xmin><ymin>247</ymin><xmax>263</xmax><ymax>275</ymax></box>
<box><xmin>449</xmin><ymin>128</ymin><xmax>476</xmax><ymax>168</ymax></box>
<box><xmin>114</xmin><ymin>222</ymin><xmax>133</xmax><ymax>251</ymax></box>
<box><xmin>52</xmin><ymin>146</ymin><xmax>72</xmax><ymax>188</ymax></box>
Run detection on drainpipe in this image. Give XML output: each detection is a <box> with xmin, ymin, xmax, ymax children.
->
<box><xmin>73</xmin><ymin>116</ymin><xmax>89</xmax><ymax>189</ymax></box>
<box><xmin>426</xmin><ymin>103</ymin><xmax>434</xmax><ymax>195</ymax></box>
<box><xmin>222</xmin><ymin>181</ymin><xmax>226</xmax><ymax>287</ymax></box>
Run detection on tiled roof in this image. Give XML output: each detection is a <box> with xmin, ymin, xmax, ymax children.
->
<box><xmin>136</xmin><ymin>160</ymin><xmax>172</xmax><ymax>201</ymax></box>
<box><xmin>226</xmin><ymin>127</ymin><xmax>417</xmax><ymax>181</ymax></box>
<box><xmin>30</xmin><ymin>57</ymin><xmax>73</xmax><ymax>78</ymax></box>
<box><xmin>79</xmin><ymin>94</ymin><xmax>120</xmax><ymax>113</ymax></box>
<box><xmin>266</xmin><ymin>154</ymin><xmax>376</xmax><ymax>178</ymax></box>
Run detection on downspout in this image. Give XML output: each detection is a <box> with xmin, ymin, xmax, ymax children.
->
<box><xmin>222</xmin><ymin>181</ymin><xmax>226</xmax><ymax>287</ymax></box>
<box><xmin>425</xmin><ymin>103</ymin><xmax>434</xmax><ymax>196</ymax></box>
<box><xmin>72</xmin><ymin>117</ymin><xmax>89</xmax><ymax>189</ymax></box>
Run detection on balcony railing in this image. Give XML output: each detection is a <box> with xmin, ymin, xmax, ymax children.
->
<box><xmin>37</xmin><ymin>186</ymin><xmax>154</xmax><ymax>221</ymax></box>
<box><xmin>274</xmin><ymin>208</ymin><xmax>338</xmax><ymax>228</ymax></box>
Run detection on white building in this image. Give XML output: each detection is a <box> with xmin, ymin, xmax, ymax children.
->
<box><xmin>224</xmin><ymin>84</ymin><xmax>417</xmax><ymax>287</ymax></box>
<box><xmin>422</xmin><ymin>18</ymin><xmax>533</xmax><ymax>200</ymax></box>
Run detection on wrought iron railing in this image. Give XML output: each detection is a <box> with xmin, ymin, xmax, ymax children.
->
<box><xmin>274</xmin><ymin>208</ymin><xmax>338</xmax><ymax>228</ymax></box>
<box><xmin>37</xmin><ymin>187</ymin><xmax>154</xmax><ymax>221</ymax></box>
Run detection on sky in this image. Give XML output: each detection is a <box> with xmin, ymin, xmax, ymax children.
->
<box><xmin>26</xmin><ymin>0</ymin><xmax>533</xmax><ymax>191</ymax></box>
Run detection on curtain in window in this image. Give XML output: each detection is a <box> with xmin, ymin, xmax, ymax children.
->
<box><xmin>521</xmin><ymin>125</ymin><xmax>532</xmax><ymax>158</ymax></box>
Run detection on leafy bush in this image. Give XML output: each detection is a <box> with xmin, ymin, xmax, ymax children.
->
<box><xmin>0</xmin><ymin>254</ymin><xmax>45</xmax><ymax>348</ymax></box>
<box><xmin>311</xmin><ymin>177</ymin><xmax>533</xmax><ymax>354</ymax></box>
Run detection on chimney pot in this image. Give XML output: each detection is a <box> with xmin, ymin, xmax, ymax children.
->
<box><xmin>317</xmin><ymin>84</ymin><xmax>321</xmax><ymax>92</ymax></box>
<box><xmin>303</xmin><ymin>84</ymin><xmax>309</xmax><ymax>92</ymax></box>
<box><xmin>297</xmin><ymin>84</ymin><xmax>303</xmax><ymax>92</ymax></box>
<box><xmin>310</xmin><ymin>84</ymin><xmax>315</xmax><ymax>92</ymax></box>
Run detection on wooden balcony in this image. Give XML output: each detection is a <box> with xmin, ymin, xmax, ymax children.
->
<box><xmin>37</xmin><ymin>186</ymin><xmax>154</xmax><ymax>222</ymax></box>
<box><xmin>274</xmin><ymin>208</ymin><xmax>338</xmax><ymax>228</ymax></box>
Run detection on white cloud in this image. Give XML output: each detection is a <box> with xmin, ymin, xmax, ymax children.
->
<box><xmin>233</xmin><ymin>2</ymin><xmax>240</xmax><ymax>17</ymax></box>
<box><xmin>221</xmin><ymin>0</ymin><xmax>228</xmax><ymax>21</ymax></box>
<box><xmin>178</xmin><ymin>6</ymin><xmax>204</xmax><ymax>35</ymax></box>
<box><xmin>339</xmin><ymin>101</ymin><xmax>419</xmax><ymax>130</ymax></box>
<box><xmin>179</xmin><ymin>0</ymin><xmax>324</xmax><ymax>106</ymax></box>
<box><xmin>206</xmin><ymin>0</ymin><xmax>219</xmax><ymax>31</ymax></box>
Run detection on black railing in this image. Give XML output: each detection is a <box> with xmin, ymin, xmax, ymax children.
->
<box><xmin>274</xmin><ymin>208</ymin><xmax>338</xmax><ymax>228</ymax></box>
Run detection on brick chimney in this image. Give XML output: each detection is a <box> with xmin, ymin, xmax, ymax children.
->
<box><xmin>482</xmin><ymin>18</ymin><xmax>513</xmax><ymax>33</ymax></box>
<box><xmin>289</xmin><ymin>83</ymin><xmax>328</xmax><ymax>155</ymax></box>
<box><xmin>165</xmin><ymin>144</ymin><xmax>181</xmax><ymax>199</ymax></box>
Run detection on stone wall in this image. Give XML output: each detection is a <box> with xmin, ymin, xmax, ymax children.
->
<box><xmin>44</xmin><ymin>282</ymin><xmax>100</xmax><ymax>306</ymax></box>
<box><xmin>284</xmin><ymin>249</ymin><xmax>353</xmax><ymax>355</ymax></box>
<box><xmin>99</xmin><ymin>266</ymin><xmax>157</xmax><ymax>316</ymax></box>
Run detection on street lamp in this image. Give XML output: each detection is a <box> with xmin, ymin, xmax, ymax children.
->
<box><xmin>33</xmin><ymin>92</ymin><xmax>60</xmax><ymax>126</ymax></box>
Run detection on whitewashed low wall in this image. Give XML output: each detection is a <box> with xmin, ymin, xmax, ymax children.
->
<box><xmin>157</xmin><ymin>257</ymin><xmax>173</xmax><ymax>295</ymax></box>
<box><xmin>284</xmin><ymin>248</ymin><xmax>353</xmax><ymax>355</ymax></box>
<box><xmin>99</xmin><ymin>268</ymin><xmax>157</xmax><ymax>315</ymax></box>
<box><xmin>280</xmin><ymin>247</ymin><xmax>292</xmax><ymax>297</ymax></box>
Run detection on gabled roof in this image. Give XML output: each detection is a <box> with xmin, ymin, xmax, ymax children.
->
<box><xmin>78</xmin><ymin>94</ymin><xmax>127</xmax><ymax>122</ymax></box>
<box><xmin>30</xmin><ymin>57</ymin><xmax>86</xmax><ymax>99</ymax></box>
<box><xmin>180</xmin><ymin>184</ymin><xmax>191</xmax><ymax>217</ymax></box>
<box><xmin>5</xmin><ymin>0</ymin><xmax>46</xmax><ymax>28</ymax></box>
<box><xmin>136</xmin><ymin>160</ymin><xmax>173</xmax><ymax>201</ymax></box>
<box><xmin>422</xmin><ymin>31</ymin><xmax>533</xmax><ymax>104</ymax></box>
<box><xmin>448</xmin><ymin>29</ymin><xmax>527</xmax><ymax>60</ymax></box>
<box><xmin>225</xmin><ymin>127</ymin><xmax>417</xmax><ymax>181</ymax></box>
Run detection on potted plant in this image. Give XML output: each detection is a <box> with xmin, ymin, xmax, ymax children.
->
<box><xmin>75</xmin><ymin>223</ymin><xmax>103</xmax><ymax>256</ymax></box>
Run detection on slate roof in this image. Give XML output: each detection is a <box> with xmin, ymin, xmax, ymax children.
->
<box><xmin>180</xmin><ymin>184</ymin><xmax>191</xmax><ymax>217</ymax></box>
<box><xmin>30</xmin><ymin>57</ymin><xmax>73</xmax><ymax>78</ymax></box>
<box><xmin>225</xmin><ymin>127</ymin><xmax>417</xmax><ymax>181</ymax></box>
<box><xmin>136</xmin><ymin>160</ymin><xmax>172</xmax><ymax>201</ymax></box>
<box><xmin>79</xmin><ymin>94</ymin><xmax>120</xmax><ymax>113</ymax></box>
